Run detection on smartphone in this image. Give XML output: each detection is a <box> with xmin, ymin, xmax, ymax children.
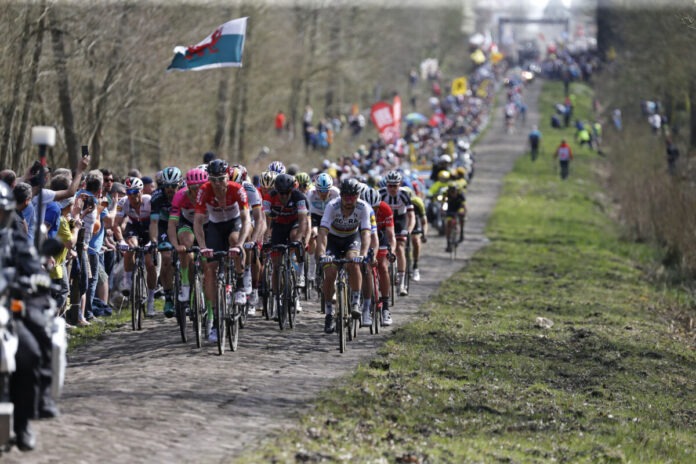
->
<box><xmin>81</xmin><ymin>145</ymin><xmax>89</xmax><ymax>157</ymax></box>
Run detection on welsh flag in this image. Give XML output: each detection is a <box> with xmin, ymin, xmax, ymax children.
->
<box><xmin>168</xmin><ymin>17</ymin><xmax>247</xmax><ymax>72</ymax></box>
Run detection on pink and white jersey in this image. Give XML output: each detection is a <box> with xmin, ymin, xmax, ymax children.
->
<box><xmin>170</xmin><ymin>188</ymin><xmax>203</xmax><ymax>224</ymax></box>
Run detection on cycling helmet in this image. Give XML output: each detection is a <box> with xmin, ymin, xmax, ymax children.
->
<box><xmin>440</xmin><ymin>154</ymin><xmax>452</xmax><ymax>164</ymax></box>
<box><xmin>377</xmin><ymin>177</ymin><xmax>387</xmax><ymax>188</ymax></box>
<box><xmin>361</xmin><ymin>187</ymin><xmax>380</xmax><ymax>207</ymax></box>
<box><xmin>438</xmin><ymin>170</ymin><xmax>451</xmax><ymax>182</ymax></box>
<box><xmin>268</xmin><ymin>160</ymin><xmax>286</xmax><ymax>174</ymax></box>
<box><xmin>228</xmin><ymin>165</ymin><xmax>243</xmax><ymax>183</ymax></box>
<box><xmin>315</xmin><ymin>172</ymin><xmax>333</xmax><ymax>192</ymax></box>
<box><xmin>124</xmin><ymin>177</ymin><xmax>144</xmax><ymax>191</ymax></box>
<box><xmin>0</xmin><ymin>181</ymin><xmax>16</xmax><ymax>230</ymax></box>
<box><xmin>357</xmin><ymin>182</ymin><xmax>369</xmax><ymax>197</ymax></box>
<box><xmin>385</xmin><ymin>170</ymin><xmax>403</xmax><ymax>185</ymax></box>
<box><xmin>229</xmin><ymin>164</ymin><xmax>247</xmax><ymax>183</ymax></box>
<box><xmin>457</xmin><ymin>139</ymin><xmax>470</xmax><ymax>150</ymax></box>
<box><xmin>186</xmin><ymin>168</ymin><xmax>208</xmax><ymax>186</ymax></box>
<box><xmin>155</xmin><ymin>171</ymin><xmax>164</xmax><ymax>185</ymax></box>
<box><xmin>260</xmin><ymin>171</ymin><xmax>277</xmax><ymax>189</ymax></box>
<box><xmin>274</xmin><ymin>173</ymin><xmax>295</xmax><ymax>193</ymax></box>
<box><xmin>161</xmin><ymin>167</ymin><xmax>182</xmax><ymax>185</ymax></box>
<box><xmin>339</xmin><ymin>178</ymin><xmax>361</xmax><ymax>196</ymax></box>
<box><xmin>196</xmin><ymin>163</ymin><xmax>209</xmax><ymax>173</ymax></box>
<box><xmin>456</xmin><ymin>167</ymin><xmax>467</xmax><ymax>179</ymax></box>
<box><xmin>208</xmin><ymin>159</ymin><xmax>229</xmax><ymax>177</ymax></box>
<box><xmin>295</xmin><ymin>172</ymin><xmax>311</xmax><ymax>188</ymax></box>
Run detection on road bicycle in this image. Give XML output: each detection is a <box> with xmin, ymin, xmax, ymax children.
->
<box><xmin>364</xmin><ymin>256</ymin><xmax>381</xmax><ymax>335</ymax></box>
<box><xmin>170</xmin><ymin>246</ymin><xmax>187</xmax><ymax>343</ymax></box>
<box><xmin>188</xmin><ymin>247</ymin><xmax>206</xmax><ymax>348</ymax></box>
<box><xmin>272</xmin><ymin>241</ymin><xmax>304</xmax><ymax>330</ymax></box>
<box><xmin>211</xmin><ymin>249</ymin><xmax>243</xmax><ymax>355</ymax></box>
<box><xmin>324</xmin><ymin>257</ymin><xmax>358</xmax><ymax>353</ymax></box>
<box><xmin>260</xmin><ymin>242</ymin><xmax>274</xmax><ymax>321</ymax></box>
<box><xmin>446</xmin><ymin>216</ymin><xmax>459</xmax><ymax>261</ymax></box>
<box><xmin>125</xmin><ymin>242</ymin><xmax>154</xmax><ymax>331</ymax></box>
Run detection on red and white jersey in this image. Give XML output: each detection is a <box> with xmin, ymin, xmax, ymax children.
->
<box><xmin>195</xmin><ymin>181</ymin><xmax>248</xmax><ymax>223</ymax></box>
<box><xmin>116</xmin><ymin>195</ymin><xmax>152</xmax><ymax>223</ymax></box>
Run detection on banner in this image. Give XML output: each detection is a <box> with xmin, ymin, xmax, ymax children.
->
<box><xmin>392</xmin><ymin>95</ymin><xmax>402</xmax><ymax>139</ymax></box>
<box><xmin>370</xmin><ymin>102</ymin><xmax>398</xmax><ymax>144</ymax></box>
<box><xmin>451</xmin><ymin>76</ymin><xmax>468</xmax><ymax>96</ymax></box>
<box><xmin>168</xmin><ymin>17</ymin><xmax>248</xmax><ymax>72</ymax></box>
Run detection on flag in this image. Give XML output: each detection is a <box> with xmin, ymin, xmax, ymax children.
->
<box><xmin>168</xmin><ymin>17</ymin><xmax>248</xmax><ymax>72</ymax></box>
<box><xmin>370</xmin><ymin>102</ymin><xmax>398</xmax><ymax>144</ymax></box>
<box><xmin>451</xmin><ymin>76</ymin><xmax>467</xmax><ymax>96</ymax></box>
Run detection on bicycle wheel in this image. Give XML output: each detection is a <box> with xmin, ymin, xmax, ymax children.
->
<box><xmin>337</xmin><ymin>283</ymin><xmax>346</xmax><ymax>353</ymax></box>
<box><xmin>192</xmin><ymin>273</ymin><xmax>204</xmax><ymax>348</ymax></box>
<box><xmin>405</xmin><ymin>243</ymin><xmax>411</xmax><ymax>294</ymax></box>
<box><xmin>288</xmin><ymin>265</ymin><xmax>297</xmax><ymax>329</ymax></box>
<box><xmin>239</xmin><ymin>301</ymin><xmax>248</xmax><ymax>329</ymax></box>
<box><xmin>262</xmin><ymin>259</ymin><xmax>273</xmax><ymax>320</ymax></box>
<box><xmin>130</xmin><ymin>269</ymin><xmax>138</xmax><ymax>331</ymax></box>
<box><xmin>448</xmin><ymin>221</ymin><xmax>458</xmax><ymax>262</ymax></box>
<box><xmin>228</xmin><ymin>304</ymin><xmax>239</xmax><ymax>352</ymax></box>
<box><xmin>370</xmin><ymin>269</ymin><xmax>380</xmax><ymax>335</ymax></box>
<box><xmin>302</xmin><ymin>252</ymin><xmax>309</xmax><ymax>301</ymax></box>
<box><xmin>277</xmin><ymin>263</ymin><xmax>287</xmax><ymax>330</ymax></box>
<box><xmin>174</xmin><ymin>268</ymin><xmax>187</xmax><ymax>343</ymax></box>
<box><xmin>388</xmin><ymin>260</ymin><xmax>396</xmax><ymax>307</ymax></box>
<box><xmin>216</xmin><ymin>283</ymin><xmax>226</xmax><ymax>355</ymax></box>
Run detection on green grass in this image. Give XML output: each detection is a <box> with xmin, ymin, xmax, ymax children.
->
<box><xmin>238</xmin><ymin>81</ymin><xmax>696</xmax><ymax>463</ymax></box>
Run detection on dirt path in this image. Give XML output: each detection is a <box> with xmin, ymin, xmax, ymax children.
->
<box><xmin>10</xmin><ymin>81</ymin><xmax>541</xmax><ymax>464</ymax></box>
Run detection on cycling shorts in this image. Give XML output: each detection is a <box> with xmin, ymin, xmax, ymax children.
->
<box><xmin>311</xmin><ymin>213</ymin><xmax>323</xmax><ymax>229</ymax></box>
<box><xmin>125</xmin><ymin>222</ymin><xmax>150</xmax><ymax>244</ymax></box>
<box><xmin>271</xmin><ymin>220</ymin><xmax>299</xmax><ymax>247</ymax></box>
<box><xmin>206</xmin><ymin>217</ymin><xmax>242</xmax><ymax>252</ymax></box>
<box><xmin>326</xmin><ymin>232</ymin><xmax>361</xmax><ymax>259</ymax></box>
<box><xmin>394</xmin><ymin>214</ymin><xmax>408</xmax><ymax>237</ymax></box>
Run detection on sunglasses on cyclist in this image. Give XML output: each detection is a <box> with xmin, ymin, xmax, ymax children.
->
<box><xmin>209</xmin><ymin>176</ymin><xmax>227</xmax><ymax>183</ymax></box>
<box><xmin>342</xmin><ymin>194</ymin><xmax>358</xmax><ymax>200</ymax></box>
<box><xmin>126</xmin><ymin>188</ymin><xmax>141</xmax><ymax>195</ymax></box>
<box><xmin>163</xmin><ymin>183</ymin><xmax>179</xmax><ymax>189</ymax></box>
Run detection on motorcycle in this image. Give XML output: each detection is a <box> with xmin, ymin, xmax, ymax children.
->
<box><xmin>426</xmin><ymin>188</ymin><xmax>448</xmax><ymax>236</ymax></box>
<box><xmin>0</xmin><ymin>269</ymin><xmax>18</xmax><ymax>452</ymax></box>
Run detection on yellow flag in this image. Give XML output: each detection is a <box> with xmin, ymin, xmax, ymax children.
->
<box><xmin>451</xmin><ymin>76</ymin><xmax>468</xmax><ymax>96</ymax></box>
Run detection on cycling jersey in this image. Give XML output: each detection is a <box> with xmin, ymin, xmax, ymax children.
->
<box><xmin>242</xmin><ymin>181</ymin><xmax>262</xmax><ymax>208</ymax></box>
<box><xmin>195</xmin><ymin>181</ymin><xmax>248</xmax><ymax>223</ymax></box>
<box><xmin>307</xmin><ymin>186</ymin><xmax>340</xmax><ymax>216</ymax></box>
<box><xmin>263</xmin><ymin>190</ymin><xmax>308</xmax><ymax>225</ymax></box>
<box><xmin>170</xmin><ymin>188</ymin><xmax>203</xmax><ymax>226</ymax></box>
<box><xmin>446</xmin><ymin>191</ymin><xmax>466</xmax><ymax>217</ymax></box>
<box><xmin>320</xmin><ymin>197</ymin><xmax>373</xmax><ymax>237</ymax></box>
<box><xmin>150</xmin><ymin>188</ymin><xmax>173</xmax><ymax>224</ymax></box>
<box><xmin>411</xmin><ymin>196</ymin><xmax>426</xmax><ymax>218</ymax></box>
<box><xmin>116</xmin><ymin>195</ymin><xmax>152</xmax><ymax>223</ymax></box>
<box><xmin>374</xmin><ymin>201</ymin><xmax>394</xmax><ymax>231</ymax></box>
<box><xmin>379</xmin><ymin>186</ymin><xmax>413</xmax><ymax>216</ymax></box>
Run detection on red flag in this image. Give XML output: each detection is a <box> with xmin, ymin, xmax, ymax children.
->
<box><xmin>370</xmin><ymin>102</ymin><xmax>398</xmax><ymax>143</ymax></box>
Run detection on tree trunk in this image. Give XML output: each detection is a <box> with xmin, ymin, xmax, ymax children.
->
<box><xmin>213</xmin><ymin>75</ymin><xmax>228</xmax><ymax>153</ymax></box>
<box><xmin>2</xmin><ymin>7</ymin><xmax>32</xmax><ymax>169</ymax></box>
<box><xmin>303</xmin><ymin>10</ymin><xmax>319</xmax><ymax>107</ymax></box>
<box><xmin>49</xmin><ymin>8</ymin><xmax>79</xmax><ymax>170</ymax></box>
<box><xmin>324</xmin><ymin>11</ymin><xmax>341</xmax><ymax>117</ymax></box>
<box><xmin>689</xmin><ymin>78</ymin><xmax>696</xmax><ymax>149</ymax></box>
<box><xmin>15</xmin><ymin>5</ymin><xmax>47</xmax><ymax>170</ymax></box>
<box><xmin>237</xmin><ymin>15</ymin><xmax>253</xmax><ymax>165</ymax></box>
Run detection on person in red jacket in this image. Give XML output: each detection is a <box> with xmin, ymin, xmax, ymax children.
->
<box><xmin>274</xmin><ymin>110</ymin><xmax>286</xmax><ymax>136</ymax></box>
<box><xmin>554</xmin><ymin>139</ymin><xmax>574</xmax><ymax>180</ymax></box>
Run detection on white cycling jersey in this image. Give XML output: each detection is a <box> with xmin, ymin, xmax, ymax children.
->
<box><xmin>242</xmin><ymin>181</ymin><xmax>261</xmax><ymax>208</ymax></box>
<box><xmin>307</xmin><ymin>186</ymin><xmax>340</xmax><ymax>216</ymax></box>
<box><xmin>116</xmin><ymin>195</ymin><xmax>152</xmax><ymax>223</ymax></box>
<box><xmin>379</xmin><ymin>186</ymin><xmax>413</xmax><ymax>216</ymax></box>
<box><xmin>320</xmin><ymin>197</ymin><xmax>373</xmax><ymax>237</ymax></box>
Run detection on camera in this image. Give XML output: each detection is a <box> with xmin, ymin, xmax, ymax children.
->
<box><xmin>82</xmin><ymin>196</ymin><xmax>96</xmax><ymax>211</ymax></box>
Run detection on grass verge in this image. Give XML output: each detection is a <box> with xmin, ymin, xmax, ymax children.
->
<box><xmin>238</xmin><ymin>81</ymin><xmax>696</xmax><ymax>463</ymax></box>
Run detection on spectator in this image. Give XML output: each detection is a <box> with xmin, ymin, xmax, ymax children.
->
<box><xmin>554</xmin><ymin>139</ymin><xmax>574</xmax><ymax>180</ymax></box>
<box><xmin>202</xmin><ymin>151</ymin><xmax>215</xmax><ymax>164</ymax></box>
<box><xmin>142</xmin><ymin>176</ymin><xmax>155</xmax><ymax>195</ymax></box>
<box><xmin>275</xmin><ymin>110</ymin><xmax>286</xmax><ymax>136</ymax></box>
<box><xmin>303</xmin><ymin>105</ymin><xmax>313</xmax><ymax>149</ymax></box>
<box><xmin>0</xmin><ymin>169</ymin><xmax>17</xmax><ymax>188</ymax></box>
<box><xmin>665</xmin><ymin>137</ymin><xmax>680</xmax><ymax>176</ymax></box>
<box><xmin>612</xmin><ymin>108</ymin><xmax>622</xmax><ymax>131</ymax></box>
<box><xmin>50</xmin><ymin>195</ymin><xmax>78</xmax><ymax>319</ymax></box>
<box><xmin>14</xmin><ymin>182</ymin><xmax>34</xmax><ymax>241</ymax></box>
<box><xmin>528</xmin><ymin>125</ymin><xmax>542</xmax><ymax>161</ymax></box>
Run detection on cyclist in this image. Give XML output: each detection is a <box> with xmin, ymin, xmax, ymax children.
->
<box><xmin>295</xmin><ymin>172</ymin><xmax>312</xmax><ymax>195</ymax></box>
<box><xmin>193</xmin><ymin>159</ymin><xmax>251</xmax><ymax>342</ymax></box>
<box><xmin>263</xmin><ymin>173</ymin><xmax>308</xmax><ymax>315</ymax></box>
<box><xmin>317</xmin><ymin>178</ymin><xmax>373</xmax><ymax>334</ymax></box>
<box><xmin>409</xmin><ymin>190</ymin><xmax>427</xmax><ymax>282</ymax></box>
<box><xmin>444</xmin><ymin>184</ymin><xmax>466</xmax><ymax>251</ymax></box>
<box><xmin>360</xmin><ymin>187</ymin><xmax>395</xmax><ymax>326</ymax></box>
<box><xmin>259</xmin><ymin>170</ymin><xmax>277</xmax><ymax>198</ymax></box>
<box><xmin>229</xmin><ymin>164</ymin><xmax>266</xmax><ymax>314</ymax></box>
<box><xmin>428</xmin><ymin>169</ymin><xmax>452</xmax><ymax>197</ymax></box>
<box><xmin>268</xmin><ymin>160</ymin><xmax>286</xmax><ymax>175</ymax></box>
<box><xmin>379</xmin><ymin>170</ymin><xmax>414</xmax><ymax>296</ymax></box>
<box><xmin>150</xmin><ymin>166</ymin><xmax>182</xmax><ymax>317</ymax></box>
<box><xmin>168</xmin><ymin>167</ymin><xmax>208</xmax><ymax>305</ymax></box>
<box><xmin>307</xmin><ymin>172</ymin><xmax>340</xmax><ymax>284</ymax></box>
<box><xmin>113</xmin><ymin>177</ymin><xmax>158</xmax><ymax>316</ymax></box>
